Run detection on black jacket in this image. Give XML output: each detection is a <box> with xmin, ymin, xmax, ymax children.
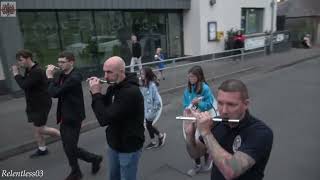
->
<box><xmin>14</xmin><ymin>63</ymin><xmax>52</xmax><ymax>114</ymax></box>
<box><xmin>48</xmin><ymin>68</ymin><xmax>85</xmax><ymax>125</ymax></box>
<box><xmin>132</xmin><ymin>42</ymin><xmax>141</xmax><ymax>58</ymax></box>
<box><xmin>91</xmin><ymin>72</ymin><xmax>145</xmax><ymax>152</ymax></box>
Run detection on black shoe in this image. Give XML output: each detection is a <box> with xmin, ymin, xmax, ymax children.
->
<box><xmin>145</xmin><ymin>142</ymin><xmax>158</xmax><ymax>150</ymax></box>
<box><xmin>29</xmin><ymin>149</ymin><xmax>49</xmax><ymax>159</ymax></box>
<box><xmin>158</xmin><ymin>133</ymin><xmax>166</xmax><ymax>147</ymax></box>
<box><xmin>91</xmin><ymin>156</ymin><xmax>103</xmax><ymax>175</ymax></box>
<box><xmin>65</xmin><ymin>171</ymin><xmax>83</xmax><ymax>180</ymax></box>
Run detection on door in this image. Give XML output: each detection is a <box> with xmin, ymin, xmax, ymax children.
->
<box><xmin>167</xmin><ymin>13</ymin><xmax>182</xmax><ymax>58</ymax></box>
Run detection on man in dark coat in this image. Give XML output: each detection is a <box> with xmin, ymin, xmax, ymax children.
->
<box><xmin>12</xmin><ymin>49</ymin><xmax>60</xmax><ymax>158</ymax></box>
<box><xmin>88</xmin><ymin>56</ymin><xmax>145</xmax><ymax>180</ymax></box>
<box><xmin>46</xmin><ymin>51</ymin><xmax>102</xmax><ymax>180</ymax></box>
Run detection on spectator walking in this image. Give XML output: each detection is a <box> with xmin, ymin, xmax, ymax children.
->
<box><xmin>130</xmin><ymin>35</ymin><xmax>142</xmax><ymax>72</ymax></box>
<box><xmin>182</xmin><ymin>65</ymin><xmax>216</xmax><ymax>176</ymax></box>
<box><xmin>139</xmin><ymin>67</ymin><xmax>166</xmax><ymax>150</ymax></box>
<box><xmin>154</xmin><ymin>48</ymin><xmax>165</xmax><ymax>80</ymax></box>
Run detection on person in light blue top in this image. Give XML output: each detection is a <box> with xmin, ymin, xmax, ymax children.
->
<box><xmin>139</xmin><ymin>67</ymin><xmax>166</xmax><ymax>150</ymax></box>
<box><xmin>154</xmin><ymin>48</ymin><xmax>165</xmax><ymax>80</ymax></box>
<box><xmin>183</xmin><ymin>79</ymin><xmax>214</xmax><ymax>112</ymax></box>
<box><xmin>182</xmin><ymin>65</ymin><xmax>216</xmax><ymax>176</ymax></box>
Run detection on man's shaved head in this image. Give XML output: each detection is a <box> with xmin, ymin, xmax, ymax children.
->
<box><xmin>103</xmin><ymin>56</ymin><xmax>126</xmax><ymax>84</ymax></box>
<box><xmin>104</xmin><ymin>56</ymin><xmax>125</xmax><ymax>71</ymax></box>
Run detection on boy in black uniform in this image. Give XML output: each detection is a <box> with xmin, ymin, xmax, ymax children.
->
<box><xmin>184</xmin><ymin>79</ymin><xmax>273</xmax><ymax>180</ymax></box>
<box><xmin>12</xmin><ymin>49</ymin><xmax>60</xmax><ymax>158</ymax></box>
<box><xmin>46</xmin><ymin>51</ymin><xmax>102</xmax><ymax>180</ymax></box>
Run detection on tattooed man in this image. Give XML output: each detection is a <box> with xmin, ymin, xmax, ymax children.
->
<box><xmin>184</xmin><ymin>79</ymin><xmax>273</xmax><ymax>180</ymax></box>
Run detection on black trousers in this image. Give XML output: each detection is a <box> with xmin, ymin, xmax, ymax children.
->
<box><xmin>146</xmin><ymin>120</ymin><xmax>160</xmax><ymax>139</ymax></box>
<box><xmin>60</xmin><ymin>122</ymin><xmax>98</xmax><ymax>173</ymax></box>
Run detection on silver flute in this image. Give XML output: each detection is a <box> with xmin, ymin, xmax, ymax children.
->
<box><xmin>99</xmin><ymin>79</ymin><xmax>116</xmax><ymax>85</ymax></box>
<box><xmin>176</xmin><ymin>116</ymin><xmax>240</xmax><ymax>123</ymax></box>
<box><xmin>45</xmin><ymin>65</ymin><xmax>60</xmax><ymax>70</ymax></box>
<box><xmin>87</xmin><ymin>78</ymin><xmax>116</xmax><ymax>85</ymax></box>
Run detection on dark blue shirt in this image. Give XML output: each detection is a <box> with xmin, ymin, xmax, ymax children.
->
<box><xmin>211</xmin><ymin>111</ymin><xmax>273</xmax><ymax>180</ymax></box>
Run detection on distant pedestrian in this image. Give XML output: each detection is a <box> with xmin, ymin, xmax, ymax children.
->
<box><xmin>233</xmin><ymin>30</ymin><xmax>245</xmax><ymax>60</ymax></box>
<box><xmin>302</xmin><ymin>34</ymin><xmax>312</xmax><ymax>48</ymax></box>
<box><xmin>130</xmin><ymin>35</ymin><xmax>142</xmax><ymax>72</ymax></box>
<box><xmin>139</xmin><ymin>67</ymin><xmax>166</xmax><ymax>150</ymax></box>
<box><xmin>12</xmin><ymin>49</ymin><xmax>60</xmax><ymax>159</ymax></box>
<box><xmin>154</xmin><ymin>48</ymin><xmax>165</xmax><ymax>80</ymax></box>
<box><xmin>182</xmin><ymin>65</ymin><xmax>216</xmax><ymax>176</ymax></box>
<box><xmin>46</xmin><ymin>51</ymin><xmax>102</xmax><ymax>180</ymax></box>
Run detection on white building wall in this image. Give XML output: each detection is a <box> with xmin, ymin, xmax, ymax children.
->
<box><xmin>183</xmin><ymin>0</ymin><xmax>201</xmax><ymax>56</ymax></box>
<box><xmin>183</xmin><ymin>0</ymin><xmax>277</xmax><ymax>55</ymax></box>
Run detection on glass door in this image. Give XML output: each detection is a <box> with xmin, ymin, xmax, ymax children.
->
<box><xmin>167</xmin><ymin>13</ymin><xmax>182</xmax><ymax>58</ymax></box>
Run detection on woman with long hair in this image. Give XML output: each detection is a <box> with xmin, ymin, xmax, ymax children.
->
<box><xmin>182</xmin><ymin>65</ymin><xmax>217</xmax><ymax>176</ymax></box>
<box><xmin>140</xmin><ymin>67</ymin><xmax>166</xmax><ymax>150</ymax></box>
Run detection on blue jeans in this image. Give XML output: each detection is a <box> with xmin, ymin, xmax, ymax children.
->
<box><xmin>108</xmin><ymin>146</ymin><xmax>142</xmax><ymax>180</ymax></box>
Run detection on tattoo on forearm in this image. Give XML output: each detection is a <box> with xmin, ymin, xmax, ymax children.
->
<box><xmin>203</xmin><ymin>134</ymin><xmax>255</xmax><ymax>179</ymax></box>
<box><xmin>225</xmin><ymin>152</ymin><xmax>255</xmax><ymax>175</ymax></box>
<box><xmin>226</xmin><ymin>157</ymin><xmax>241</xmax><ymax>175</ymax></box>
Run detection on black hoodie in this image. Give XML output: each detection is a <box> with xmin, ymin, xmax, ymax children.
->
<box><xmin>91</xmin><ymin>72</ymin><xmax>145</xmax><ymax>152</ymax></box>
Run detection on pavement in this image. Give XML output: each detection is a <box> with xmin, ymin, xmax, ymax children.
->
<box><xmin>1</xmin><ymin>47</ymin><xmax>320</xmax><ymax>161</ymax></box>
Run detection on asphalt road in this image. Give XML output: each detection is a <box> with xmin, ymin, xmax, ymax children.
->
<box><xmin>0</xmin><ymin>57</ymin><xmax>319</xmax><ymax>180</ymax></box>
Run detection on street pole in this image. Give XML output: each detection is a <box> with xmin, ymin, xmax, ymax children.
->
<box><xmin>270</xmin><ymin>0</ymin><xmax>275</xmax><ymax>53</ymax></box>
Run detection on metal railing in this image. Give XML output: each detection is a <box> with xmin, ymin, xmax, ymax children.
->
<box><xmin>125</xmin><ymin>46</ymin><xmax>267</xmax><ymax>94</ymax></box>
<box><xmin>125</xmin><ymin>47</ymin><xmax>264</xmax><ymax>72</ymax></box>
<box><xmin>90</xmin><ymin>31</ymin><xmax>291</xmax><ymax>95</ymax></box>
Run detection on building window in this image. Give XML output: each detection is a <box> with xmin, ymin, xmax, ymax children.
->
<box><xmin>18</xmin><ymin>12</ymin><xmax>61</xmax><ymax>66</ymax></box>
<box><xmin>134</xmin><ymin>13</ymin><xmax>168</xmax><ymax>61</ymax></box>
<box><xmin>58</xmin><ymin>11</ymin><xmax>95</xmax><ymax>67</ymax></box>
<box><xmin>241</xmin><ymin>8</ymin><xmax>264</xmax><ymax>34</ymax></box>
<box><xmin>18</xmin><ymin>10</ymin><xmax>182</xmax><ymax>72</ymax></box>
<box><xmin>93</xmin><ymin>11</ymin><xmax>129</xmax><ymax>64</ymax></box>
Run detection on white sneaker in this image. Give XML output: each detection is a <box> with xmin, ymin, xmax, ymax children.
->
<box><xmin>202</xmin><ymin>160</ymin><xmax>213</xmax><ymax>172</ymax></box>
<box><xmin>145</xmin><ymin>142</ymin><xmax>158</xmax><ymax>150</ymax></box>
<box><xmin>158</xmin><ymin>133</ymin><xmax>166</xmax><ymax>147</ymax></box>
<box><xmin>187</xmin><ymin>164</ymin><xmax>201</xmax><ymax>176</ymax></box>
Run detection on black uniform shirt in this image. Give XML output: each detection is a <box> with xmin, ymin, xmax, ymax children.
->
<box><xmin>211</xmin><ymin>111</ymin><xmax>273</xmax><ymax>180</ymax></box>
